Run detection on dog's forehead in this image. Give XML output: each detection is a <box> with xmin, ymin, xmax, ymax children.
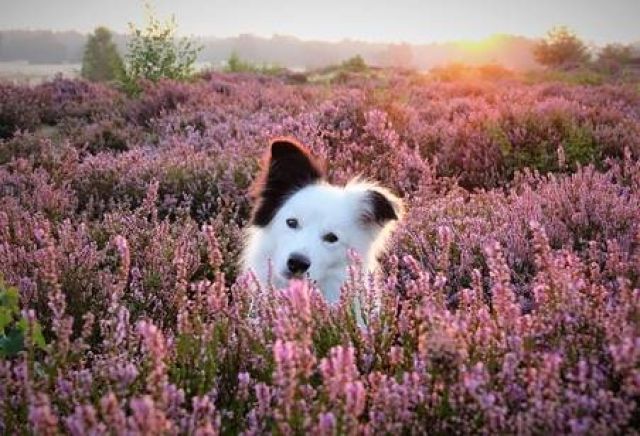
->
<box><xmin>278</xmin><ymin>183</ymin><xmax>360</xmax><ymax>222</ymax></box>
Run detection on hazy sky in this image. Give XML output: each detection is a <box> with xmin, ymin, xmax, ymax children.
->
<box><xmin>0</xmin><ymin>0</ymin><xmax>638</xmax><ymax>44</ymax></box>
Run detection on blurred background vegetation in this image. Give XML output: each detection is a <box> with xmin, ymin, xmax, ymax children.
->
<box><xmin>1</xmin><ymin>5</ymin><xmax>639</xmax><ymax>86</ymax></box>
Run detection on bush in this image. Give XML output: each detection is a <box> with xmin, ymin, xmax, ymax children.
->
<box><xmin>122</xmin><ymin>5</ymin><xmax>202</xmax><ymax>93</ymax></box>
<box><xmin>0</xmin><ymin>84</ymin><xmax>44</xmax><ymax>139</ymax></box>
<box><xmin>224</xmin><ymin>52</ymin><xmax>284</xmax><ymax>75</ymax></box>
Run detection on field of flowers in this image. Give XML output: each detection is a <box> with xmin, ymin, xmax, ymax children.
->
<box><xmin>1</xmin><ymin>70</ymin><xmax>639</xmax><ymax>434</ymax></box>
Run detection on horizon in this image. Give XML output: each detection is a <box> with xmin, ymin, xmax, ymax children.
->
<box><xmin>0</xmin><ymin>0</ymin><xmax>638</xmax><ymax>46</ymax></box>
<box><xmin>0</xmin><ymin>28</ymin><xmax>543</xmax><ymax>46</ymax></box>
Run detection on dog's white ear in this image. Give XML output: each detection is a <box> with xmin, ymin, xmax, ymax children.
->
<box><xmin>361</xmin><ymin>189</ymin><xmax>403</xmax><ymax>227</ymax></box>
<box><xmin>250</xmin><ymin>138</ymin><xmax>325</xmax><ymax>227</ymax></box>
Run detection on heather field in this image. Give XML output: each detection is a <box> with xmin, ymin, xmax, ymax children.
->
<box><xmin>1</xmin><ymin>70</ymin><xmax>640</xmax><ymax>434</ymax></box>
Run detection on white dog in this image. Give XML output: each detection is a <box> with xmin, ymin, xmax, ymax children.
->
<box><xmin>242</xmin><ymin>138</ymin><xmax>402</xmax><ymax>304</ymax></box>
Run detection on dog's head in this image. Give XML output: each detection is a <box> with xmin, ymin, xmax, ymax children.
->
<box><xmin>247</xmin><ymin>137</ymin><xmax>402</xmax><ymax>299</ymax></box>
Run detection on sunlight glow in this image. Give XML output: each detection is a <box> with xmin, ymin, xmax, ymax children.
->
<box><xmin>455</xmin><ymin>36</ymin><xmax>503</xmax><ymax>54</ymax></box>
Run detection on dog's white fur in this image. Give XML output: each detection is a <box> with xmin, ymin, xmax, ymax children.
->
<box><xmin>242</xmin><ymin>139</ymin><xmax>401</xmax><ymax>304</ymax></box>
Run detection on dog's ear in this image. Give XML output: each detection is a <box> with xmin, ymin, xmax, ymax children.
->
<box><xmin>250</xmin><ymin>138</ymin><xmax>325</xmax><ymax>227</ymax></box>
<box><xmin>361</xmin><ymin>189</ymin><xmax>403</xmax><ymax>227</ymax></box>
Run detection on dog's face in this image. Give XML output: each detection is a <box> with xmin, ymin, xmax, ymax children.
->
<box><xmin>244</xmin><ymin>138</ymin><xmax>402</xmax><ymax>302</ymax></box>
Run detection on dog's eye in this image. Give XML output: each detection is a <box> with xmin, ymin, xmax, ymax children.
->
<box><xmin>323</xmin><ymin>232</ymin><xmax>339</xmax><ymax>243</ymax></box>
<box><xmin>286</xmin><ymin>218</ymin><xmax>298</xmax><ymax>229</ymax></box>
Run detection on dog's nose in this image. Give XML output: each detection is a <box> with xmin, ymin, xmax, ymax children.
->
<box><xmin>287</xmin><ymin>254</ymin><xmax>310</xmax><ymax>275</ymax></box>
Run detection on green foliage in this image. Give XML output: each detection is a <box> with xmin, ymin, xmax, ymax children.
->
<box><xmin>490</xmin><ymin>120</ymin><xmax>600</xmax><ymax>180</ymax></box>
<box><xmin>0</xmin><ymin>278</ymin><xmax>45</xmax><ymax>358</ymax></box>
<box><xmin>564</xmin><ymin>124</ymin><xmax>599</xmax><ymax>168</ymax></box>
<box><xmin>224</xmin><ymin>52</ymin><xmax>253</xmax><ymax>73</ymax></box>
<box><xmin>533</xmin><ymin>26</ymin><xmax>590</xmax><ymax>69</ymax></box>
<box><xmin>122</xmin><ymin>4</ymin><xmax>202</xmax><ymax>93</ymax></box>
<box><xmin>599</xmin><ymin>43</ymin><xmax>633</xmax><ymax>65</ymax></box>
<box><xmin>522</xmin><ymin>68</ymin><xmax>606</xmax><ymax>86</ymax></box>
<box><xmin>597</xmin><ymin>43</ymin><xmax>634</xmax><ymax>74</ymax></box>
<box><xmin>224</xmin><ymin>52</ymin><xmax>283</xmax><ymax>75</ymax></box>
<box><xmin>341</xmin><ymin>55</ymin><xmax>368</xmax><ymax>72</ymax></box>
<box><xmin>81</xmin><ymin>27</ymin><xmax>125</xmax><ymax>82</ymax></box>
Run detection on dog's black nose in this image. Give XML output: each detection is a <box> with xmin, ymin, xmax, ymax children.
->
<box><xmin>287</xmin><ymin>254</ymin><xmax>310</xmax><ymax>275</ymax></box>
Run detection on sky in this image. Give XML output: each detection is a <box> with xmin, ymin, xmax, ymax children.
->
<box><xmin>0</xmin><ymin>0</ymin><xmax>638</xmax><ymax>45</ymax></box>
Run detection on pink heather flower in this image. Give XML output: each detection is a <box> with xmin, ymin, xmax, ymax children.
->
<box><xmin>316</xmin><ymin>412</ymin><xmax>337</xmax><ymax>435</ymax></box>
<box><xmin>105</xmin><ymin>360</ymin><xmax>139</xmax><ymax>394</ymax></box>
<box><xmin>204</xmin><ymin>278</ymin><xmax>229</xmax><ymax>314</ymax></box>
<box><xmin>112</xmin><ymin>235</ymin><xmax>130</xmax><ymax>304</ymax></box>
<box><xmin>484</xmin><ymin>241</ymin><xmax>520</xmax><ymax>331</ymax></box>
<box><xmin>34</xmin><ymin>222</ymin><xmax>73</xmax><ymax>355</ymax></box>
<box><xmin>272</xmin><ymin>338</ymin><xmax>316</xmax><ymax>429</ymax></box>
<box><xmin>238</xmin><ymin>372</ymin><xmax>252</xmax><ymax>400</ymax></box>
<box><xmin>127</xmin><ymin>395</ymin><xmax>172</xmax><ymax>434</ymax></box>
<box><xmin>141</xmin><ymin>179</ymin><xmax>160</xmax><ymax>222</ymax></box>
<box><xmin>388</xmin><ymin>346</ymin><xmax>404</xmax><ymax>368</ymax></box>
<box><xmin>320</xmin><ymin>346</ymin><xmax>360</xmax><ymax>403</ymax></box>
<box><xmin>254</xmin><ymin>382</ymin><xmax>272</xmax><ymax>418</ymax></box>
<box><xmin>64</xmin><ymin>404</ymin><xmax>106</xmax><ymax>436</ymax></box>
<box><xmin>173</xmin><ymin>238</ymin><xmax>191</xmax><ymax>312</ymax></box>
<box><xmin>137</xmin><ymin>320</ymin><xmax>169</xmax><ymax>406</ymax></box>
<box><xmin>274</xmin><ymin>279</ymin><xmax>314</xmax><ymax>342</ymax></box>
<box><xmin>344</xmin><ymin>381</ymin><xmax>366</xmax><ymax>418</ymax></box>
<box><xmin>28</xmin><ymin>393</ymin><xmax>59</xmax><ymax>436</ymax></box>
<box><xmin>203</xmin><ymin>224</ymin><xmax>224</xmax><ymax>271</ymax></box>
<box><xmin>189</xmin><ymin>395</ymin><xmax>220</xmax><ymax>436</ymax></box>
<box><xmin>99</xmin><ymin>393</ymin><xmax>126</xmax><ymax>434</ymax></box>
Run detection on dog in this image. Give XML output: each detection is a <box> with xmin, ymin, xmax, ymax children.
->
<box><xmin>241</xmin><ymin>137</ymin><xmax>402</xmax><ymax>305</ymax></box>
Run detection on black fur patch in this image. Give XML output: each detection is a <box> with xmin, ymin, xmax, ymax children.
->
<box><xmin>365</xmin><ymin>190</ymin><xmax>399</xmax><ymax>225</ymax></box>
<box><xmin>250</xmin><ymin>138</ymin><xmax>325</xmax><ymax>227</ymax></box>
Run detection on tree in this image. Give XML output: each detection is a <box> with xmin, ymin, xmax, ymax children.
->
<box><xmin>123</xmin><ymin>4</ymin><xmax>202</xmax><ymax>88</ymax></box>
<box><xmin>341</xmin><ymin>55</ymin><xmax>367</xmax><ymax>72</ymax></box>
<box><xmin>598</xmin><ymin>43</ymin><xmax>632</xmax><ymax>64</ymax></box>
<box><xmin>81</xmin><ymin>27</ymin><xmax>125</xmax><ymax>82</ymax></box>
<box><xmin>533</xmin><ymin>26</ymin><xmax>590</xmax><ymax>69</ymax></box>
<box><xmin>597</xmin><ymin>43</ymin><xmax>633</xmax><ymax>73</ymax></box>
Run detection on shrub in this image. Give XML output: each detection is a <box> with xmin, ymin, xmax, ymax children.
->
<box><xmin>224</xmin><ymin>52</ymin><xmax>284</xmax><ymax>75</ymax></box>
<box><xmin>0</xmin><ymin>84</ymin><xmax>44</xmax><ymax>139</ymax></box>
<box><xmin>122</xmin><ymin>5</ymin><xmax>202</xmax><ymax>93</ymax></box>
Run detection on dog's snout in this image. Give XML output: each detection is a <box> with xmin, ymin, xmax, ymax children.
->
<box><xmin>287</xmin><ymin>254</ymin><xmax>310</xmax><ymax>275</ymax></box>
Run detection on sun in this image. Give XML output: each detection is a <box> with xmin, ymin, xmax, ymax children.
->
<box><xmin>455</xmin><ymin>35</ymin><xmax>504</xmax><ymax>53</ymax></box>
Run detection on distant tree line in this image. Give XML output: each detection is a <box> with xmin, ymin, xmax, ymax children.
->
<box><xmin>0</xmin><ymin>30</ymin><xmax>87</xmax><ymax>63</ymax></box>
<box><xmin>2</xmin><ymin>25</ymin><xmax>638</xmax><ymax>73</ymax></box>
<box><xmin>533</xmin><ymin>26</ymin><xmax>639</xmax><ymax>72</ymax></box>
<box><xmin>0</xmin><ymin>30</ymin><xmax>545</xmax><ymax>70</ymax></box>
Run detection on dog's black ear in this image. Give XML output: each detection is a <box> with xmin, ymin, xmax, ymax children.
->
<box><xmin>250</xmin><ymin>138</ymin><xmax>325</xmax><ymax>227</ymax></box>
<box><xmin>361</xmin><ymin>189</ymin><xmax>403</xmax><ymax>226</ymax></box>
